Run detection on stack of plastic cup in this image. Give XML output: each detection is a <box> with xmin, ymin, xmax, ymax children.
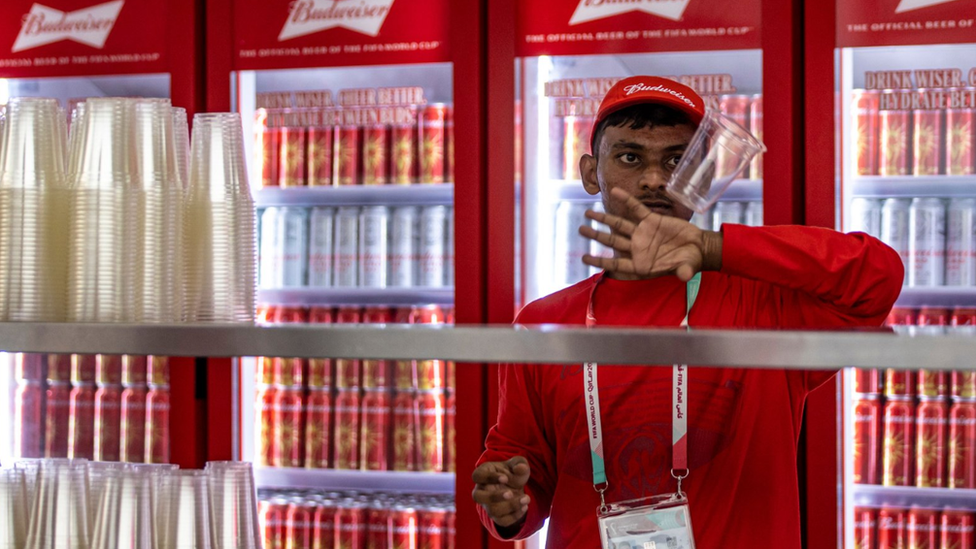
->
<box><xmin>90</xmin><ymin>467</ymin><xmax>154</xmax><ymax>549</ymax></box>
<box><xmin>173</xmin><ymin>107</ymin><xmax>190</xmax><ymax>190</ymax></box>
<box><xmin>184</xmin><ymin>113</ymin><xmax>256</xmax><ymax>323</ymax></box>
<box><xmin>67</xmin><ymin>103</ymin><xmax>87</xmax><ymax>179</ymax></box>
<box><xmin>66</xmin><ymin>97</ymin><xmax>139</xmax><ymax>322</ymax></box>
<box><xmin>158</xmin><ymin>470</ymin><xmax>212</xmax><ymax>549</ymax></box>
<box><xmin>0</xmin><ymin>468</ymin><xmax>29</xmax><ymax>549</ymax></box>
<box><xmin>0</xmin><ymin>97</ymin><xmax>69</xmax><ymax>321</ymax></box>
<box><xmin>206</xmin><ymin>462</ymin><xmax>261</xmax><ymax>549</ymax></box>
<box><xmin>14</xmin><ymin>459</ymin><xmax>42</xmax><ymax>511</ymax></box>
<box><xmin>87</xmin><ymin>462</ymin><xmax>130</xmax><ymax>531</ymax></box>
<box><xmin>25</xmin><ymin>459</ymin><xmax>90</xmax><ymax>549</ymax></box>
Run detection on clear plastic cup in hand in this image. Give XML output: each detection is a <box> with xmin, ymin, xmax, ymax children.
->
<box><xmin>25</xmin><ymin>459</ymin><xmax>91</xmax><ymax>549</ymax></box>
<box><xmin>0</xmin><ymin>468</ymin><xmax>29</xmax><ymax>549</ymax></box>
<box><xmin>665</xmin><ymin>108</ymin><xmax>766</xmax><ymax>214</ymax></box>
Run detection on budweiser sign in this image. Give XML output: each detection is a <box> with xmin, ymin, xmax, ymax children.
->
<box><xmin>569</xmin><ymin>0</ymin><xmax>692</xmax><ymax>25</ymax></box>
<box><xmin>895</xmin><ymin>0</ymin><xmax>961</xmax><ymax>13</ymax></box>
<box><xmin>278</xmin><ymin>0</ymin><xmax>395</xmax><ymax>41</ymax></box>
<box><xmin>12</xmin><ymin>0</ymin><xmax>124</xmax><ymax>53</ymax></box>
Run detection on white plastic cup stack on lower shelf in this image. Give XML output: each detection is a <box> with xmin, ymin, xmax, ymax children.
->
<box><xmin>206</xmin><ymin>461</ymin><xmax>262</xmax><ymax>549</ymax></box>
<box><xmin>25</xmin><ymin>459</ymin><xmax>90</xmax><ymax>549</ymax></box>
<box><xmin>183</xmin><ymin>113</ymin><xmax>257</xmax><ymax>322</ymax></box>
<box><xmin>157</xmin><ymin>471</ymin><xmax>212</xmax><ymax>549</ymax></box>
<box><xmin>172</xmin><ymin>107</ymin><xmax>190</xmax><ymax>190</ymax></box>
<box><xmin>0</xmin><ymin>468</ymin><xmax>29</xmax><ymax>549</ymax></box>
<box><xmin>0</xmin><ymin>97</ymin><xmax>70</xmax><ymax>322</ymax></box>
<box><xmin>89</xmin><ymin>468</ymin><xmax>154</xmax><ymax>549</ymax></box>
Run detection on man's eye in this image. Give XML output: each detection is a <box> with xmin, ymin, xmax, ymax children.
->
<box><xmin>619</xmin><ymin>153</ymin><xmax>640</xmax><ymax>164</ymax></box>
<box><xmin>664</xmin><ymin>155</ymin><xmax>682</xmax><ymax>170</ymax></box>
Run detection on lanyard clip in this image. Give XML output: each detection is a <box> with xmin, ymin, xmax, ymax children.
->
<box><xmin>594</xmin><ymin>481</ymin><xmax>609</xmax><ymax>514</ymax></box>
<box><xmin>671</xmin><ymin>468</ymin><xmax>689</xmax><ymax>497</ymax></box>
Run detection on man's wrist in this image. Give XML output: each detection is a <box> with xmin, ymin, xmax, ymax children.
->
<box><xmin>495</xmin><ymin>515</ymin><xmax>526</xmax><ymax>539</ymax></box>
<box><xmin>700</xmin><ymin>230</ymin><xmax>723</xmax><ymax>271</ymax></box>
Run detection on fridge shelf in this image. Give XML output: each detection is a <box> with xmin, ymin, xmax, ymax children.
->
<box><xmin>257</xmin><ymin>287</ymin><xmax>455</xmax><ymax>307</ymax></box>
<box><xmin>254</xmin><ymin>184</ymin><xmax>454</xmax><ymax>208</ymax></box>
<box><xmin>254</xmin><ymin>466</ymin><xmax>456</xmax><ymax>494</ymax></box>
<box><xmin>895</xmin><ymin>287</ymin><xmax>976</xmax><ymax>308</ymax></box>
<box><xmin>851</xmin><ymin>176</ymin><xmax>976</xmax><ymax>199</ymax></box>
<box><xmin>852</xmin><ymin>485</ymin><xmax>976</xmax><ymax>511</ymax></box>
<box><xmin>551</xmin><ymin>179</ymin><xmax>762</xmax><ymax>203</ymax></box>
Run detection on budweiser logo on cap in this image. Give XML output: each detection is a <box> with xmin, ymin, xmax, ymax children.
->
<box><xmin>895</xmin><ymin>0</ymin><xmax>960</xmax><ymax>13</ymax></box>
<box><xmin>570</xmin><ymin>0</ymin><xmax>692</xmax><ymax>25</ymax></box>
<box><xmin>12</xmin><ymin>0</ymin><xmax>124</xmax><ymax>53</ymax></box>
<box><xmin>279</xmin><ymin>0</ymin><xmax>394</xmax><ymax>41</ymax></box>
<box><xmin>623</xmin><ymin>83</ymin><xmax>699</xmax><ymax>109</ymax></box>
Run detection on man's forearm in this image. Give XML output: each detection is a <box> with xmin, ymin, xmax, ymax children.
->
<box><xmin>701</xmin><ymin>230</ymin><xmax>723</xmax><ymax>272</ymax></box>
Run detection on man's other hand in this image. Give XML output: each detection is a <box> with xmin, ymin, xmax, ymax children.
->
<box><xmin>471</xmin><ymin>456</ymin><xmax>532</xmax><ymax>533</ymax></box>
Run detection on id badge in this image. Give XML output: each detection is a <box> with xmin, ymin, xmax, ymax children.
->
<box><xmin>597</xmin><ymin>493</ymin><xmax>696</xmax><ymax>549</ymax></box>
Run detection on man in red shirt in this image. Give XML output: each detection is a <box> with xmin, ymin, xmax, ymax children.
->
<box><xmin>472</xmin><ymin>76</ymin><xmax>903</xmax><ymax>548</ymax></box>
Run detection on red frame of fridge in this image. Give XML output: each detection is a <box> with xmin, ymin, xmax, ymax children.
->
<box><xmin>0</xmin><ymin>0</ymin><xmax>206</xmax><ymax>470</ymax></box>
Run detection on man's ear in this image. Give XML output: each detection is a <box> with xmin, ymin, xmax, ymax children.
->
<box><xmin>580</xmin><ymin>153</ymin><xmax>600</xmax><ymax>196</ymax></box>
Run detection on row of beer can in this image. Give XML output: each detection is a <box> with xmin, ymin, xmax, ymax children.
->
<box><xmin>851</xmin><ymin>197</ymin><xmax>976</xmax><ymax>286</ymax></box>
<box><xmin>256</xmin><ymin>104</ymin><xmax>454</xmax><ymax>188</ymax></box>
<box><xmin>13</xmin><ymin>353</ymin><xmax>171</xmax><ymax>463</ymax></box>
<box><xmin>853</xmin><ymin>89</ymin><xmax>976</xmax><ymax>176</ymax></box>
<box><xmin>258</xmin><ymin>489</ymin><xmax>455</xmax><ymax>549</ymax></box>
<box><xmin>690</xmin><ymin>201</ymin><xmax>765</xmax><ymax>232</ymax></box>
<box><xmin>259</xmin><ymin>205</ymin><xmax>454</xmax><ymax>289</ymax></box>
<box><xmin>854</xmin><ymin>507</ymin><xmax>974</xmax><ymax>549</ymax></box>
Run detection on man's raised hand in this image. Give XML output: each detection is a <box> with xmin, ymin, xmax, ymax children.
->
<box><xmin>471</xmin><ymin>456</ymin><xmax>532</xmax><ymax>532</ymax></box>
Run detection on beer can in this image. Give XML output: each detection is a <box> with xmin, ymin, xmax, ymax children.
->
<box><xmin>749</xmin><ymin>95</ymin><xmax>763</xmax><ymax>180</ymax></box>
<box><xmin>850</xmin><ymin>198</ymin><xmax>882</xmax><ymax>236</ymax></box>
<box><xmin>274</xmin><ymin>306</ymin><xmax>307</xmax><ymax>388</ymax></box>
<box><xmin>145</xmin><ymin>385</ymin><xmax>170</xmax><ymax>463</ymax></box>
<box><xmin>446</xmin><ymin>392</ymin><xmax>456</xmax><ymax>474</ymax></box>
<box><xmin>360</xmin><ymin>389</ymin><xmax>391</xmax><ymax>471</ymax></box>
<box><xmin>717</xmin><ymin>95</ymin><xmax>750</xmax><ymax>179</ymax></box>
<box><xmin>312</xmin><ymin>501</ymin><xmax>338</xmax><ymax>549</ymax></box>
<box><xmin>45</xmin><ymin>382</ymin><xmax>71</xmax><ymax>458</ymax></box>
<box><xmin>147</xmin><ymin>356</ymin><xmax>170</xmax><ymax>388</ymax></box>
<box><xmin>260</xmin><ymin>126</ymin><xmax>280</xmax><ymax>188</ymax></box>
<box><xmin>418</xmin><ymin>390</ymin><xmax>445</xmax><ymax>473</ymax></box>
<box><xmin>308</xmin><ymin>306</ymin><xmax>333</xmax><ymax>390</ymax></box>
<box><xmin>946</xmin><ymin>198</ymin><xmax>976</xmax><ymax>286</ymax></box>
<box><xmin>446</xmin><ymin>506</ymin><xmax>456</xmax><ymax>549</ymax></box>
<box><xmin>918</xmin><ymin>369</ymin><xmax>948</xmax><ymax>399</ymax></box>
<box><xmin>390</xmin><ymin>504</ymin><xmax>418</xmax><ymax>549</ymax></box>
<box><xmin>945</xmin><ymin>101</ymin><xmax>975</xmax><ymax>175</ymax></box>
<box><xmin>260</xmin><ymin>207</ymin><xmax>280</xmax><ymax>288</ymax></box>
<box><xmin>562</xmin><ymin>116</ymin><xmax>593</xmax><ymax>180</ymax></box>
<box><xmin>853</xmin><ymin>395</ymin><xmax>881</xmax><ymax>485</ymax></box>
<box><xmin>335</xmin><ymin>125</ymin><xmax>361</xmax><ymax>186</ymax></box>
<box><xmin>886</xmin><ymin>368</ymin><xmax>916</xmax><ymax>397</ymax></box>
<box><xmin>122</xmin><ymin>354</ymin><xmax>148</xmax><ymax>386</ymax></box>
<box><xmin>333</xmin><ymin>388</ymin><xmax>361</xmax><ymax>470</ymax></box>
<box><xmin>415</xmin><ymin>305</ymin><xmax>446</xmax><ymax>391</ymax></box>
<box><xmin>390</xmin><ymin>206</ymin><xmax>420</xmax><ymax>288</ymax></box>
<box><xmin>951</xmin><ymin>370</ymin><xmax>976</xmax><ymax>400</ymax></box>
<box><xmin>419</xmin><ymin>506</ymin><xmax>447</xmax><ymax>549</ymax></box>
<box><xmin>336</xmin><ymin>501</ymin><xmax>366</xmax><ymax>549</ymax></box>
<box><xmin>255</xmin><ymin>385</ymin><xmax>278</xmax><ymax>467</ymax></box>
<box><xmin>308</xmin><ymin>207</ymin><xmax>335</xmax><ymax>288</ymax></box>
<box><xmin>120</xmin><ymin>385</ymin><xmax>148</xmax><ymax>463</ymax></box>
<box><xmin>259</xmin><ymin>498</ymin><xmax>288</xmax><ymax>549</ymax></box>
<box><xmin>882</xmin><ymin>198</ymin><xmax>911</xmax><ymax>285</ymax></box>
<box><xmin>359</xmin><ymin>206</ymin><xmax>390</xmax><ymax>288</ymax></box>
<box><xmin>307</xmin><ymin>126</ymin><xmax>334</xmax><ymax>187</ymax></box>
<box><xmin>420</xmin><ymin>206</ymin><xmax>448</xmax><ymax>288</ymax></box>
<box><xmin>420</xmin><ymin>104</ymin><xmax>447</xmax><ymax>184</ymax></box>
<box><xmin>391</xmin><ymin>122</ymin><xmax>418</xmax><ymax>185</ymax></box>
<box><xmin>392</xmin><ymin>390</ymin><xmax>419</xmax><ymax>472</ymax></box>
<box><xmin>446</xmin><ymin>105</ymin><xmax>455</xmax><ymax>183</ymax></box>
<box><xmin>879</xmin><ymin>108</ymin><xmax>911</xmax><ymax>176</ymax></box>
<box><xmin>853</xmin><ymin>90</ymin><xmax>880</xmax><ymax>176</ymax></box>
<box><xmin>285</xmin><ymin>499</ymin><xmax>315</xmax><ymax>549</ymax></box>
<box><xmin>445</xmin><ymin>207</ymin><xmax>455</xmax><ymax>287</ymax></box>
<box><xmin>366</xmin><ymin>502</ymin><xmax>391</xmax><ymax>549</ymax></box>
<box><xmin>855</xmin><ymin>368</ymin><xmax>880</xmax><ymax>395</ymax></box>
<box><xmin>554</xmin><ymin>201</ymin><xmax>591</xmax><ymax>287</ymax></box>
<box><xmin>886</xmin><ymin>306</ymin><xmax>916</xmax><ymax>327</ymax></box>
<box><xmin>918</xmin><ymin>307</ymin><xmax>949</xmax><ymax>328</ymax></box>
<box><xmin>854</xmin><ymin>508</ymin><xmax>876</xmax><ymax>549</ymax></box>
<box><xmin>71</xmin><ymin>354</ymin><xmax>96</xmax><ymax>384</ymax></box>
<box><xmin>948</xmin><ymin>399</ymin><xmax>976</xmax><ymax>489</ymax></box>
<box><xmin>883</xmin><ymin>397</ymin><xmax>916</xmax><ymax>486</ymax></box>
<box><xmin>362</xmin><ymin>125</ymin><xmax>390</xmax><ymax>185</ymax></box>
<box><xmin>907</xmin><ymin>507</ymin><xmax>939</xmax><ymax>549</ymax></box>
<box><xmin>878</xmin><ymin>507</ymin><xmax>907</xmax><ymax>549</ymax></box>
<box><xmin>47</xmin><ymin>354</ymin><xmax>71</xmax><ymax>383</ymax></box>
<box><xmin>334</xmin><ymin>206</ymin><xmax>360</xmax><ymax>287</ymax></box>
<box><xmin>940</xmin><ymin>510</ymin><xmax>975</xmax><ymax>549</ymax></box>
<box><xmin>14</xmin><ymin>381</ymin><xmax>44</xmax><ymax>458</ymax></box>
<box><xmin>916</xmin><ymin>398</ymin><xmax>948</xmax><ymax>488</ymax></box>
<box><xmin>15</xmin><ymin>353</ymin><xmax>45</xmax><ymax>382</ymax></box>
<box><xmin>273</xmin><ymin>387</ymin><xmax>305</xmax><ymax>468</ymax></box>
<box><xmin>68</xmin><ymin>383</ymin><xmax>96</xmax><ymax>460</ymax></box>
<box><xmin>281</xmin><ymin>207</ymin><xmax>310</xmax><ymax>287</ymax></box>
<box><xmin>743</xmin><ymin>201</ymin><xmax>763</xmax><ymax>227</ymax></box>
<box><xmin>712</xmin><ymin>201</ymin><xmax>744</xmax><ymax>229</ymax></box>
<box><xmin>278</xmin><ymin>127</ymin><xmax>307</xmax><ymax>187</ymax></box>
<box><xmin>91</xmin><ymin>383</ymin><xmax>123</xmax><ymax>463</ymax></box>
<box><xmin>305</xmin><ymin>389</ymin><xmax>332</xmax><ymax>470</ymax></box>
<box><xmin>912</xmin><ymin>101</ymin><xmax>943</xmax><ymax>176</ymax></box>
<box><xmin>909</xmin><ymin>197</ymin><xmax>946</xmax><ymax>287</ymax></box>
<box><xmin>93</xmin><ymin>354</ymin><xmax>122</xmax><ymax>386</ymax></box>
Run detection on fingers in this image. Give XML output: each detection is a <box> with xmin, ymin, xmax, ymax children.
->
<box><xmin>675</xmin><ymin>263</ymin><xmax>695</xmax><ymax>282</ymax></box>
<box><xmin>471</xmin><ymin>462</ymin><xmax>508</xmax><ymax>485</ymax></box>
<box><xmin>578</xmin><ymin>225</ymin><xmax>632</xmax><ymax>253</ymax></box>
<box><xmin>491</xmin><ymin>499</ymin><xmax>531</xmax><ymax>528</ymax></box>
<box><xmin>582</xmin><ymin>254</ymin><xmax>636</xmax><ymax>274</ymax></box>
<box><xmin>585</xmin><ymin>209</ymin><xmax>635</xmax><ymax>237</ymax></box>
<box><xmin>619</xmin><ymin>191</ymin><xmax>654</xmax><ymax>221</ymax></box>
<box><xmin>472</xmin><ymin>483</ymin><xmax>523</xmax><ymax>505</ymax></box>
<box><xmin>505</xmin><ymin>456</ymin><xmax>532</xmax><ymax>488</ymax></box>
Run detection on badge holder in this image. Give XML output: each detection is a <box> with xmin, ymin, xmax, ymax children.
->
<box><xmin>597</xmin><ymin>491</ymin><xmax>696</xmax><ymax>549</ymax></box>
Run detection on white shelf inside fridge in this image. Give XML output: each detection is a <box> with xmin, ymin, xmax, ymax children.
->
<box><xmin>254</xmin><ymin>184</ymin><xmax>454</xmax><ymax>208</ymax></box>
<box><xmin>852</xmin><ymin>484</ymin><xmax>976</xmax><ymax>511</ymax></box>
<box><xmin>894</xmin><ymin>286</ymin><xmax>976</xmax><ymax>308</ymax></box>
<box><xmin>257</xmin><ymin>287</ymin><xmax>455</xmax><ymax>306</ymax></box>
<box><xmin>254</xmin><ymin>466</ymin><xmax>456</xmax><ymax>494</ymax></box>
<box><xmin>550</xmin><ymin>179</ymin><xmax>762</xmax><ymax>202</ymax></box>
<box><xmin>852</xmin><ymin>176</ymin><xmax>976</xmax><ymax>199</ymax></box>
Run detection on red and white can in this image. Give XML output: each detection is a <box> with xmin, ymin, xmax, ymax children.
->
<box><xmin>278</xmin><ymin>207</ymin><xmax>310</xmax><ymax>288</ymax></box>
<box><xmin>362</xmin><ymin>125</ymin><xmax>390</xmax><ymax>185</ymax></box>
<box><xmin>147</xmin><ymin>356</ymin><xmax>170</xmax><ymax>388</ymax></box>
<box><xmin>562</xmin><ymin>116</ymin><xmax>592</xmax><ymax>181</ymax></box>
<box><xmin>883</xmin><ymin>397</ymin><xmax>916</xmax><ymax>486</ymax></box>
<box><xmin>309</xmin><ymin>207</ymin><xmax>335</xmax><ymax>288</ymax></box>
<box><xmin>391</xmin><ymin>121</ymin><xmax>418</xmax><ymax>185</ymax></box>
<box><xmin>878</xmin><ymin>507</ymin><xmax>907</xmax><ymax>549</ymax></box>
<box><xmin>855</xmin><ymin>368</ymin><xmax>881</xmax><ymax>395</ymax></box>
<box><xmin>886</xmin><ymin>307</ymin><xmax>916</xmax><ymax>327</ymax></box>
<box><xmin>334</xmin><ymin>206</ymin><xmax>360</xmax><ymax>287</ymax></box>
<box><xmin>15</xmin><ymin>353</ymin><xmax>45</xmax><ymax>382</ymax></box>
<box><xmin>255</xmin><ymin>385</ymin><xmax>277</xmax><ymax>467</ymax></box>
<box><xmin>853</xmin><ymin>395</ymin><xmax>881</xmax><ymax>485</ymax></box>
<box><xmin>946</xmin><ymin>198</ymin><xmax>976</xmax><ymax>286</ymax></box>
<box><xmin>122</xmin><ymin>355</ymin><xmax>148</xmax><ymax>386</ymax></box>
<box><xmin>948</xmin><ymin>399</ymin><xmax>976</xmax><ymax>489</ymax></box>
<box><xmin>360</xmin><ymin>389</ymin><xmax>391</xmax><ymax>471</ymax></box>
<box><xmin>419</xmin><ymin>506</ymin><xmax>447</xmax><ymax>549</ymax></box>
<box><xmin>259</xmin><ymin>207</ymin><xmax>280</xmax><ymax>288</ymax></box>
<box><xmin>15</xmin><ymin>381</ymin><xmax>44</xmax><ymax>458</ymax></box>
<box><xmin>907</xmin><ymin>507</ymin><xmax>939</xmax><ymax>549</ymax></box>
<box><xmin>916</xmin><ymin>398</ymin><xmax>948</xmax><ymax>488</ymax></box>
<box><xmin>333</xmin><ymin>388</ymin><xmax>361</xmax><ymax>470</ymax></box>
<box><xmin>918</xmin><ymin>306</ymin><xmax>950</xmax><ymax>328</ymax></box>
<box><xmin>285</xmin><ymin>499</ymin><xmax>315</xmax><ymax>549</ymax></box>
<box><xmin>853</xmin><ymin>90</ymin><xmax>880</xmax><ymax>176</ymax></box>
<box><xmin>335</xmin><ymin>125</ymin><xmax>361</xmax><ymax>186</ymax></box>
<box><xmin>420</xmin><ymin>206</ymin><xmax>448</xmax><ymax>288</ymax></box>
<box><xmin>420</xmin><ymin>104</ymin><xmax>447</xmax><ymax>184</ymax></box>
<box><xmin>259</xmin><ymin>497</ymin><xmax>288</xmax><ymax>549</ymax></box>
<box><xmin>259</xmin><ymin>126</ymin><xmax>280</xmax><ymax>188</ymax></box>
<box><xmin>313</xmin><ymin>502</ymin><xmax>338</xmax><ymax>549</ymax></box>
<box><xmin>366</xmin><ymin>502</ymin><xmax>390</xmax><ymax>549</ymax></box>
<box><xmin>854</xmin><ymin>507</ymin><xmax>877</xmax><ymax>549</ymax></box>
<box><xmin>951</xmin><ymin>370</ymin><xmax>976</xmax><ymax>400</ymax></box>
<box><xmin>71</xmin><ymin>354</ymin><xmax>96</xmax><ymax>384</ymax></box>
<box><xmin>278</xmin><ymin>127</ymin><xmax>307</xmax><ymax>187</ymax></box>
<box><xmin>940</xmin><ymin>510</ymin><xmax>975</xmax><ymax>549</ymax></box>
<box><xmin>446</xmin><ymin>105</ymin><xmax>455</xmax><ymax>182</ymax></box>
<box><xmin>304</xmin><ymin>389</ymin><xmax>332</xmax><ymax>470</ymax></box>
<box><xmin>913</xmin><ymin>101</ymin><xmax>943</xmax><ymax>176</ymax></box>
<box><xmin>391</xmin><ymin>504</ymin><xmax>418</xmax><ymax>549</ymax></box>
<box><xmin>945</xmin><ymin>101</ymin><xmax>975</xmax><ymax>175</ymax></box>
<box><xmin>337</xmin><ymin>501</ymin><xmax>366</xmax><ymax>549</ymax></box>
<box><xmin>392</xmin><ymin>390</ymin><xmax>418</xmax><ymax>472</ymax></box>
<box><xmin>418</xmin><ymin>390</ymin><xmax>445</xmax><ymax>473</ymax></box>
<box><xmin>94</xmin><ymin>384</ymin><xmax>123</xmax><ymax>462</ymax></box>
<box><xmin>446</xmin><ymin>507</ymin><xmax>456</xmax><ymax>549</ymax></box>
<box><xmin>390</xmin><ymin>206</ymin><xmax>420</xmax><ymax>288</ymax></box>
<box><xmin>273</xmin><ymin>387</ymin><xmax>305</xmax><ymax>468</ymax></box>
<box><xmin>121</xmin><ymin>384</ymin><xmax>148</xmax><ymax>463</ymax></box>
<box><xmin>909</xmin><ymin>198</ymin><xmax>947</xmax><ymax>287</ymax></box>
<box><xmin>359</xmin><ymin>206</ymin><xmax>390</xmax><ymax>288</ymax></box>
<box><xmin>145</xmin><ymin>385</ymin><xmax>170</xmax><ymax>463</ymax></box>
<box><xmin>306</xmin><ymin>126</ymin><xmax>334</xmax><ymax>187</ymax></box>
<box><xmin>886</xmin><ymin>369</ymin><xmax>916</xmax><ymax>398</ymax></box>
<box><xmin>918</xmin><ymin>368</ymin><xmax>948</xmax><ymax>399</ymax></box>
<box><xmin>95</xmin><ymin>354</ymin><xmax>122</xmax><ymax>386</ymax></box>
<box><xmin>68</xmin><ymin>383</ymin><xmax>96</xmax><ymax>460</ymax></box>
<box><xmin>47</xmin><ymin>354</ymin><xmax>71</xmax><ymax>383</ymax></box>
<box><xmin>45</xmin><ymin>382</ymin><xmax>71</xmax><ymax>458</ymax></box>
<box><xmin>879</xmin><ymin>108</ymin><xmax>911</xmax><ymax>176</ymax></box>
<box><xmin>446</xmin><ymin>392</ymin><xmax>456</xmax><ymax>473</ymax></box>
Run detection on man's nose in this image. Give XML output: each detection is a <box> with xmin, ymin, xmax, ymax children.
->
<box><xmin>639</xmin><ymin>166</ymin><xmax>668</xmax><ymax>191</ymax></box>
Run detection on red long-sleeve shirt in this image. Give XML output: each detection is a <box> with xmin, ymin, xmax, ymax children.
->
<box><xmin>477</xmin><ymin>224</ymin><xmax>903</xmax><ymax>549</ymax></box>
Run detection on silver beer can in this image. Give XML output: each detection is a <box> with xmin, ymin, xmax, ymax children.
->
<box><xmin>359</xmin><ymin>206</ymin><xmax>390</xmax><ymax>288</ymax></box>
<box><xmin>849</xmin><ymin>198</ymin><xmax>882</xmax><ymax>236</ymax></box>
<box><xmin>390</xmin><ymin>206</ymin><xmax>420</xmax><ymax>288</ymax></box>
<box><xmin>946</xmin><ymin>197</ymin><xmax>976</xmax><ymax>286</ymax></box>
<box><xmin>711</xmin><ymin>201</ymin><xmax>744</xmax><ymax>229</ymax></box>
<box><xmin>445</xmin><ymin>206</ymin><xmax>455</xmax><ymax>287</ymax></box>
<box><xmin>554</xmin><ymin>201</ymin><xmax>592</xmax><ymax>287</ymax></box>
<box><xmin>259</xmin><ymin>207</ymin><xmax>279</xmax><ymax>288</ymax></box>
<box><xmin>308</xmin><ymin>207</ymin><xmax>335</xmax><ymax>288</ymax></box>
<box><xmin>908</xmin><ymin>197</ymin><xmax>946</xmax><ymax>287</ymax></box>
<box><xmin>743</xmin><ymin>201</ymin><xmax>764</xmax><ymax>227</ymax></box>
<box><xmin>334</xmin><ymin>206</ymin><xmax>360</xmax><ymax>287</ymax></box>
<box><xmin>881</xmin><ymin>198</ymin><xmax>911</xmax><ymax>285</ymax></box>
<box><xmin>278</xmin><ymin>207</ymin><xmax>309</xmax><ymax>288</ymax></box>
<box><xmin>420</xmin><ymin>206</ymin><xmax>449</xmax><ymax>287</ymax></box>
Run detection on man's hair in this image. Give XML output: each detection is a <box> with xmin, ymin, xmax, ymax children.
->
<box><xmin>590</xmin><ymin>103</ymin><xmax>694</xmax><ymax>157</ymax></box>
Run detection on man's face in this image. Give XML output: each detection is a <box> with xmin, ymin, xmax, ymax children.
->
<box><xmin>580</xmin><ymin>121</ymin><xmax>696</xmax><ymax>222</ymax></box>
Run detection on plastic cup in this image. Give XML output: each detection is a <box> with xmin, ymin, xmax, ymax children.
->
<box><xmin>158</xmin><ymin>471</ymin><xmax>212</xmax><ymax>549</ymax></box>
<box><xmin>205</xmin><ymin>462</ymin><xmax>261</xmax><ymax>549</ymax></box>
<box><xmin>665</xmin><ymin>108</ymin><xmax>766</xmax><ymax>214</ymax></box>
<box><xmin>25</xmin><ymin>459</ymin><xmax>91</xmax><ymax>549</ymax></box>
<box><xmin>0</xmin><ymin>468</ymin><xmax>29</xmax><ymax>549</ymax></box>
<box><xmin>90</xmin><ymin>468</ymin><xmax>154</xmax><ymax>549</ymax></box>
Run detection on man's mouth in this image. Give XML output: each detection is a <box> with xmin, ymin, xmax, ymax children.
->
<box><xmin>641</xmin><ymin>199</ymin><xmax>673</xmax><ymax>212</ymax></box>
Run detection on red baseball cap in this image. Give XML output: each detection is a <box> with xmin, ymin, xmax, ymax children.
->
<box><xmin>590</xmin><ymin>75</ymin><xmax>706</xmax><ymax>151</ymax></box>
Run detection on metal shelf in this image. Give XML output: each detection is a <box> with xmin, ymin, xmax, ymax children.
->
<box><xmin>258</xmin><ymin>287</ymin><xmax>455</xmax><ymax>306</ymax></box>
<box><xmin>254</xmin><ymin>467</ymin><xmax>455</xmax><ymax>494</ymax></box>
<box><xmin>853</xmin><ymin>484</ymin><xmax>976</xmax><ymax>511</ymax></box>
<box><xmin>895</xmin><ymin>286</ymin><xmax>976</xmax><ymax>308</ymax></box>
<box><xmin>552</xmin><ymin>179</ymin><xmax>762</xmax><ymax>203</ymax></box>
<box><xmin>254</xmin><ymin>184</ymin><xmax>454</xmax><ymax>207</ymax></box>
<box><xmin>852</xmin><ymin>175</ymin><xmax>976</xmax><ymax>199</ymax></box>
